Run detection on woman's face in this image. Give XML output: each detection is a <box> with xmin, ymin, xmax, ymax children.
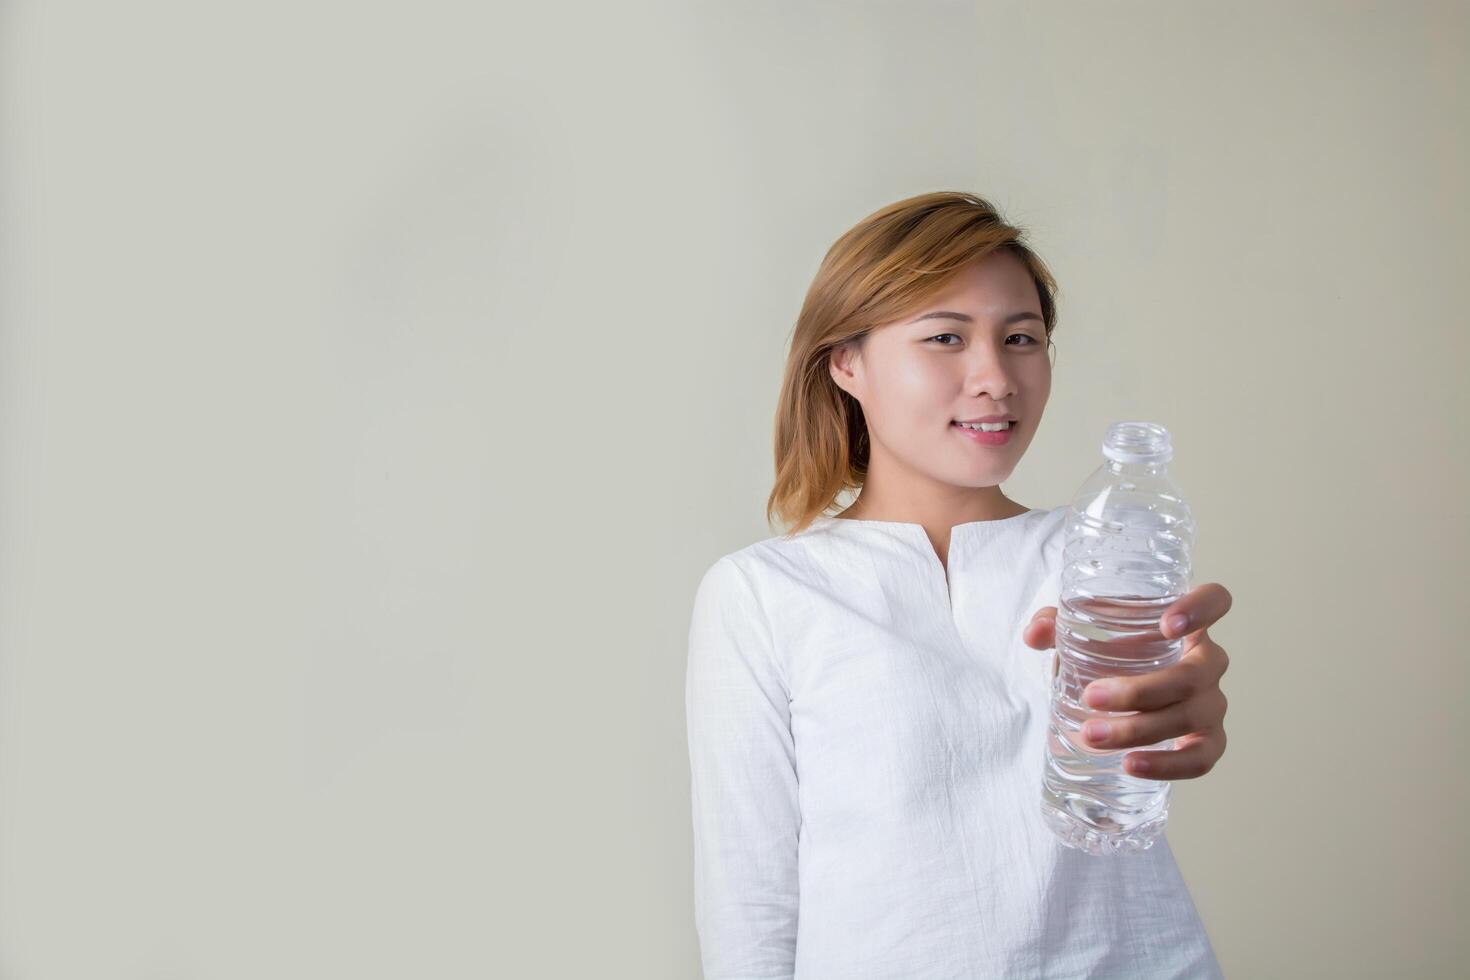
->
<box><xmin>829</xmin><ymin>250</ymin><xmax>1052</xmax><ymax>494</ymax></box>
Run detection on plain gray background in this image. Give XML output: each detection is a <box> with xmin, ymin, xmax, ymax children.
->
<box><xmin>2</xmin><ymin>1</ymin><xmax>1465</xmax><ymax>977</ymax></box>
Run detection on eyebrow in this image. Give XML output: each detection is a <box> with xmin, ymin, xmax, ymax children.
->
<box><xmin>907</xmin><ymin>310</ymin><xmax>1044</xmax><ymax>326</ymax></box>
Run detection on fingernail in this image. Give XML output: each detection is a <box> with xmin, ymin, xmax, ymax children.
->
<box><xmin>1084</xmin><ymin>721</ymin><xmax>1110</xmax><ymax>742</ymax></box>
<box><xmin>1166</xmin><ymin>613</ymin><xmax>1189</xmax><ymax>635</ymax></box>
<box><xmin>1085</xmin><ymin>684</ymin><xmax>1113</xmax><ymax>708</ymax></box>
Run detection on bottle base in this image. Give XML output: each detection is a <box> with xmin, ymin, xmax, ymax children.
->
<box><xmin>1040</xmin><ymin>799</ymin><xmax>1167</xmax><ymax>856</ymax></box>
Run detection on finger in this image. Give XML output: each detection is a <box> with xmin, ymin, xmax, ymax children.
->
<box><xmin>1183</xmin><ymin>636</ymin><xmax>1230</xmax><ymax>684</ymax></box>
<box><xmin>1122</xmin><ymin>729</ymin><xmax>1226</xmax><ymax>780</ymax></box>
<box><xmin>1083</xmin><ymin>653</ymin><xmax>1218</xmax><ymax>711</ymax></box>
<box><xmin>1160</xmin><ymin>582</ymin><xmax>1234</xmax><ymax>640</ymax></box>
<box><xmin>1022</xmin><ymin>607</ymin><xmax>1057</xmax><ymax>650</ymax></box>
<box><xmin>1023</xmin><ymin>616</ymin><xmax>1054</xmax><ymax>650</ymax></box>
<box><xmin>1081</xmin><ymin>688</ymin><xmax>1227</xmax><ymax>750</ymax></box>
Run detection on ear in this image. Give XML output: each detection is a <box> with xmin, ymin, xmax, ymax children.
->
<box><xmin>828</xmin><ymin>341</ymin><xmax>862</xmax><ymax>398</ymax></box>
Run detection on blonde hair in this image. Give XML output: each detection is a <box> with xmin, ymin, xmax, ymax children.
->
<box><xmin>766</xmin><ymin>191</ymin><xmax>1060</xmax><ymax>537</ymax></box>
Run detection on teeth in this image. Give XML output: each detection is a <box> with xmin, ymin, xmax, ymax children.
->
<box><xmin>956</xmin><ymin>420</ymin><xmax>1011</xmax><ymax>431</ymax></box>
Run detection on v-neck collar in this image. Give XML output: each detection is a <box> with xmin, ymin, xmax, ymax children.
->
<box><xmin>809</xmin><ymin>509</ymin><xmax>1044</xmax><ymax>621</ymax></box>
<box><xmin>811</xmin><ymin>508</ymin><xmax>1040</xmax><ymax>562</ymax></box>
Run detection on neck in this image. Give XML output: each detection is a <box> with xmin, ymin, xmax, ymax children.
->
<box><xmin>837</xmin><ymin>487</ymin><xmax>1027</xmax><ymax>526</ymax></box>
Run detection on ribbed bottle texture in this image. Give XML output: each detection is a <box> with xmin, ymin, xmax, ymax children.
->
<box><xmin>1040</xmin><ymin>421</ymin><xmax>1196</xmax><ymax>856</ymax></box>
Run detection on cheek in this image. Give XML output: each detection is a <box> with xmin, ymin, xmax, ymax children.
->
<box><xmin>1032</xmin><ymin>369</ymin><xmax>1051</xmax><ymax>401</ymax></box>
<box><xmin>1021</xmin><ymin>358</ymin><xmax>1051</xmax><ymax>398</ymax></box>
<box><xmin>863</xmin><ymin>369</ymin><xmax>951</xmax><ymax>444</ymax></box>
<box><xmin>885</xmin><ymin>359</ymin><xmax>955</xmax><ymax>413</ymax></box>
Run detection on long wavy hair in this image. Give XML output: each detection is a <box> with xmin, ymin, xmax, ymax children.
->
<box><xmin>766</xmin><ymin>191</ymin><xmax>1061</xmax><ymax>537</ymax></box>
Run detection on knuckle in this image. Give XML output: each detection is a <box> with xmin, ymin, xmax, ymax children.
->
<box><xmin>1192</xmin><ymin>696</ymin><xmax>1221</xmax><ymax>733</ymax></box>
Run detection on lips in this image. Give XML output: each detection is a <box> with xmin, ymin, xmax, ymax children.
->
<box><xmin>951</xmin><ymin>420</ymin><xmax>1015</xmax><ymax>431</ymax></box>
<box><xmin>951</xmin><ymin>419</ymin><xmax>1015</xmax><ymax>445</ymax></box>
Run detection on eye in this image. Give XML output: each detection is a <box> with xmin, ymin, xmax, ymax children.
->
<box><xmin>926</xmin><ymin>333</ymin><xmax>1040</xmax><ymax>346</ymax></box>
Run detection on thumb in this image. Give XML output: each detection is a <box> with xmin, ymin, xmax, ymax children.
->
<box><xmin>1022</xmin><ymin>606</ymin><xmax>1058</xmax><ymax>650</ymax></box>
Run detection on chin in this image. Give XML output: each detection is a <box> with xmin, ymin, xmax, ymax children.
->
<box><xmin>938</xmin><ymin>460</ymin><xmax>1016</xmax><ymax>486</ymax></box>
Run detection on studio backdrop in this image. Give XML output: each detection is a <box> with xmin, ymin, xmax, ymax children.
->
<box><xmin>1</xmin><ymin>1</ymin><xmax>1464</xmax><ymax>977</ymax></box>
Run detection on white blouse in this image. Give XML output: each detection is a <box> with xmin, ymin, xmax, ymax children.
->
<box><xmin>685</xmin><ymin>505</ymin><xmax>1223</xmax><ymax>979</ymax></box>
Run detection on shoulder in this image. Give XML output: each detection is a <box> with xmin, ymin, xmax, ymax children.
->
<box><xmin>1035</xmin><ymin>503</ymin><xmax>1069</xmax><ymax>537</ymax></box>
<box><xmin>992</xmin><ymin>503</ymin><xmax>1069</xmax><ymax>549</ymax></box>
<box><xmin>1031</xmin><ymin>503</ymin><xmax>1070</xmax><ymax>557</ymax></box>
<box><xmin>703</xmin><ymin>518</ymin><xmax>842</xmax><ymax>581</ymax></box>
<box><xmin>690</xmin><ymin>522</ymin><xmax>842</xmax><ymax>620</ymax></box>
<box><xmin>689</xmin><ymin>552</ymin><xmax>762</xmax><ymax>631</ymax></box>
<box><xmin>688</xmin><ymin>545</ymin><xmax>795</xmax><ymax>674</ymax></box>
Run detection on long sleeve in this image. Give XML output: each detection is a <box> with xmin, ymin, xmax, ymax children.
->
<box><xmin>677</xmin><ymin>513</ymin><xmax>1223</xmax><ymax>978</ymax></box>
<box><xmin>685</xmin><ymin>556</ymin><xmax>801</xmax><ymax>979</ymax></box>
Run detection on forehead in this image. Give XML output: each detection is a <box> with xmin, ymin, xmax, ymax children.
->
<box><xmin>918</xmin><ymin>252</ymin><xmax>1038</xmax><ymax>313</ymax></box>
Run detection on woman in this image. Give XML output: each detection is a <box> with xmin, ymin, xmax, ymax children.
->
<box><xmin>685</xmin><ymin>191</ymin><xmax>1232</xmax><ymax>979</ymax></box>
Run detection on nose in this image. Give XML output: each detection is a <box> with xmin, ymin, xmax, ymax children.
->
<box><xmin>962</xmin><ymin>339</ymin><xmax>1019</xmax><ymax>401</ymax></box>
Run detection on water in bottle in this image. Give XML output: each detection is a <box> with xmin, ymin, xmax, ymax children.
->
<box><xmin>1039</xmin><ymin>421</ymin><xmax>1196</xmax><ymax>856</ymax></box>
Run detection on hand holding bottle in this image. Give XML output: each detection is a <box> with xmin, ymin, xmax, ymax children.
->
<box><xmin>1023</xmin><ymin>582</ymin><xmax>1233</xmax><ymax>781</ymax></box>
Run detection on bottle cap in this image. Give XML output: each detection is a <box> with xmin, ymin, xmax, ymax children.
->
<box><xmin>1102</xmin><ymin>421</ymin><xmax>1173</xmax><ymax>463</ymax></box>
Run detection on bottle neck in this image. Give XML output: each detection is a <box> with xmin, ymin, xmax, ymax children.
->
<box><xmin>1104</xmin><ymin>458</ymin><xmax>1170</xmax><ymax>475</ymax></box>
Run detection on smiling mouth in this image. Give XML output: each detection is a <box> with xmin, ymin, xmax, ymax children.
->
<box><xmin>951</xmin><ymin>420</ymin><xmax>1016</xmax><ymax>431</ymax></box>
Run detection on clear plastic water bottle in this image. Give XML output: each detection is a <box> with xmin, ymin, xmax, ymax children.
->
<box><xmin>1039</xmin><ymin>421</ymin><xmax>1196</xmax><ymax>856</ymax></box>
